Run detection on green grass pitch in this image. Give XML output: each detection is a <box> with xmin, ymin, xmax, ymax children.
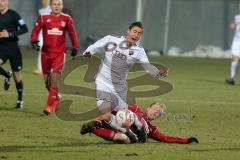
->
<box><xmin>0</xmin><ymin>48</ymin><xmax>240</xmax><ymax>160</ymax></box>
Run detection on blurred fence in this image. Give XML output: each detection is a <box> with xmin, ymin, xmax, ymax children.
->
<box><xmin>9</xmin><ymin>0</ymin><xmax>240</xmax><ymax>55</ymax></box>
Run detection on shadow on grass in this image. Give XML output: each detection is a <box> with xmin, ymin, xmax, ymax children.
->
<box><xmin>0</xmin><ymin>106</ymin><xmax>43</xmax><ymax>117</ymax></box>
<box><xmin>189</xmin><ymin>147</ymin><xmax>240</xmax><ymax>152</ymax></box>
<box><xmin>192</xmin><ymin>79</ymin><xmax>240</xmax><ymax>88</ymax></box>
<box><xmin>0</xmin><ymin>141</ymin><xmax>117</xmax><ymax>153</ymax></box>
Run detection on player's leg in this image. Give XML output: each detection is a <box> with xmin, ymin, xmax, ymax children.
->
<box><xmin>226</xmin><ymin>55</ymin><xmax>239</xmax><ymax>85</ymax></box>
<box><xmin>41</xmin><ymin>52</ymin><xmax>53</xmax><ymax>114</ymax></box>
<box><xmin>92</xmin><ymin>128</ymin><xmax>130</xmax><ymax>144</ymax></box>
<box><xmin>9</xmin><ymin>49</ymin><xmax>24</xmax><ymax>108</ymax></box>
<box><xmin>80</xmin><ymin>119</ymin><xmax>130</xmax><ymax>144</ymax></box>
<box><xmin>95</xmin><ymin>87</ymin><xmax>138</xmax><ymax>142</ymax></box>
<box><xmin>46</xmin><ymin>72</ymin><xmax>60</xmax><ymax>111</ymax></box>
<box><xmin>33</xmin><ymin>53</ymin><xmax>43</xmax><ymax>75</ymax></box>
<box><xmin>43</xmin><ymin>53</ymin><xmax>64</xmax><ymax>115</ymax></box>
<box><xmin>226</xmin><ymin>42</ymin><xmax>240</xmax><ymax>85</ymax></box>
<box><xmin>95</xmin><ymin>85</ymin><xmax>126</xmax><ymax>132</ymax></box>
<box><xmin>12</xmin><ymin>71</ymin><xmax>23</xmax><ymax>108</ymax></box>
<box><xmin>33</xmin><ymin>31</ymin><xmax>43</xmax><ymax>75</ymax></box>
<box><xmin>0</xmin><ymin>54</ymin><xmax>12</xmax><ymax>90</ymax></box>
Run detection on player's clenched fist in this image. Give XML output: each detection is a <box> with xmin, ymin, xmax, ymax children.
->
<box><xmin>82</xmin><ymin>51</ymin><xmax>92</xmax><ymax>58</ymax></box>
<box><xmin>31</xmin><ymin>40</ymin><xmax>40</xmax><ymax>51</ymax></box>
<box><xmin>159</xmin><ymin>66</ymin><xmax>168</xmax><ymax>77</ymax></box>
<box><xmin>71</xmin><ymin>48</ymin><xmax>78</xmax><ymax>58</ymax></box>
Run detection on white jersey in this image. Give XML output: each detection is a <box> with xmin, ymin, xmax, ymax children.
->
<box><xmin>38</xmin><ymin>6</ymin><xmax>52</xmax><ymax>46</ymax></box>
<box><xmin>85</xmin><ymin>35</ymin><xmax>160</xmax><ymax>90</ymax></box>
<box><xmin>233</xmin><ymin>15</ymin><xmax>240</xmax><ymax>42</ymax></box>
<box><xmin>38</xmin><ymin>5</ymin><xmax>52</xmax><ymax>15</ymax></box>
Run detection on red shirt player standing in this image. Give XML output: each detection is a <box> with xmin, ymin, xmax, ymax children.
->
<box><xmin>31</xmin><ymin>0</ymin><xmax>79</xmax><ymax>115</ymax></box>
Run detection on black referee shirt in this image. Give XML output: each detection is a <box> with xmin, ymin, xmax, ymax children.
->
<box><xmin>0</xmin><ymin>9</ymin><xmax>28</xmax><ymax>46</ymax></box>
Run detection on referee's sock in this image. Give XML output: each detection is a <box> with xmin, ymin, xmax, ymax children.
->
<box><xmin>15</xmin><ymin>81</ymin><xmax>23</xmax><ymax>101</ymax></box>
<box><xmin>0</xmin><ymin>67</ymin><xmax>10</xmax><ymax>78</ymax></box>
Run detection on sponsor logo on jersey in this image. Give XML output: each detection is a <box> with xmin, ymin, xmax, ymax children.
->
<box><xmin>61</xmin><ymin>21</ymin><xmax>66</xmax><ymax>27</ymax></box>
<box><xmin>129</xmin><ymin>50</ymin><xmax>134</xmax><ymax>55</ymax></box>
<box><xmin>47</xmin><ymin>28</ymin><xmax>63</xmax><ymax>35</ymax></box>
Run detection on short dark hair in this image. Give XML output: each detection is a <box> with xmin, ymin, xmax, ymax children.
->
<box><xmin>50</xmin><ymin>0</ymin><xmax>63</xmax><ymax>4</ymax></box>
<box><xmin>129</xmin><ymin>21</ymin><xmax>143</xmax><ymax>30</ymax></box>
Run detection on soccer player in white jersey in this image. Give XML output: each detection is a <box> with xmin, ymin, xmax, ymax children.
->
<box><xmin>82</xmin><ymin>22</ymin><xmax>168</xmax><ymax>140</ymax></box>
<box><xmin>226</xmin><ymin>13</ymin><xmax>240</xmax><ymax>85</ymax></box>
<box><xmin>33</xmin><ymin>0</ymin><xmax>52</xmax><ymax>76</ymax></box>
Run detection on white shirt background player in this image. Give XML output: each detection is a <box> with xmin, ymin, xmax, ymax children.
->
<box><xmin>33</xmin><ymin>0</ymin><xmax>52</xmax><ymax>75</ymax></box>
<box><xmin>226</xmin><ymin>13</ymin><xmax>240</xmax><ymax>85</ymax></box>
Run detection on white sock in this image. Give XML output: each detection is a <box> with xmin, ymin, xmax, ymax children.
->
<box><xmin>37</xmin><ymin>53</ymin><xmax>42</xmax><ymax>72</ymax></box>
<box><xmin>133</xmin><ymin>113</ymin><xmax>142</xmax><ymax>130</ymax></box>
<box><xmin>231</xmin><ymin>61</ymin><xmax>238</xmax><ymax>80</ymax></box>
<box><xmin>109</xmin><ymin>114</ymin><xmax>126</xmax><ymax>133</ymax></box>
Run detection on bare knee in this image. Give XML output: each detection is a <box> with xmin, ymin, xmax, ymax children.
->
<box><xmin>113</xmin><ymin>133</ymin><xmax>130</xmax><ymax>144</ymax></box>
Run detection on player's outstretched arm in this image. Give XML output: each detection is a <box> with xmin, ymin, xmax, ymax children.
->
<box><xmin>138</xmin><ymin>49</ymin><xmax>168</xmax><ymax>78</ymax></box>
<box><xmin>83</xmin><ymin>35</ymin><xmax>112</xmax><ymax>57</ymax></box>
<box><xmin>148</xmin><ymin>126</ymin><xmax>194</xmax><ymax>144</ymax></box>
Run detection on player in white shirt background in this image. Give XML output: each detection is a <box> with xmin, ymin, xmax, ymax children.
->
<box><xmin>226</xmin><ymin>8</ymin><xmax>240</xmax><ymax>85</ymax></box>
<box><xmin>33</xmin><ymin>0</ymin><xmax>52</xmax><ymax>76</ymax></box>
<box><xmin>82</xmin><ymin>22</ymin><xmax>168</xmax><ymax>140</ymax></box>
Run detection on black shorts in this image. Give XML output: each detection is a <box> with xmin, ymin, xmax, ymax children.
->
<box><xmin>0</xmin><ymin>46</ymin><xmax>23</xmax><ymax>72</ymax></box>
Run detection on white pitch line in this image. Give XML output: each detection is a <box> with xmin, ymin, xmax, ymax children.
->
<box><xmin>1</xmin><ymin>92</ymin><xmax>240</xmax><ymax>106</ymax></box>
<box><xmin>165</xmin><ymin>99</ymin><xmax>240</xmax><ymax>106</ymax></box>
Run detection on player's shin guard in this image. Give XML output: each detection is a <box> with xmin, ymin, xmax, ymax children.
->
<box><xmin>47</xmin><ymin>87</ymin><xmax>59</xmax><ymax>112</ymax></box>
<box><xmin>0</xmin><ymin>67</ymin><xmax>10</xmax><ymax>78</ymax></box>
<box><xmin>15</xmin><ymin>80</ymin><xmax>23</xmax><ymax>101</ymax></box>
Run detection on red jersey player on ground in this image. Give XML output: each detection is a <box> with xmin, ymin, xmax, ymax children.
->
<box><xmin>81</xmin><ymin>102</ymin><xmax>199</xmax><ymax>144</ymax></box>
<box><xmin>31</xmin><ymin>0</ymin><xmax>79</xmax><ymax>115</ymax></box>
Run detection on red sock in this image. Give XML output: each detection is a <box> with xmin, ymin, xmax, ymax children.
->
<box><xmin>47</xmin><ymin>87</ymin><xmax>58</xmax><ymax>106</ymax></box>
<box><xmin>92</xmin><ymin>128</ymin><xmax>116</xmax><ymax>141</ymax></box>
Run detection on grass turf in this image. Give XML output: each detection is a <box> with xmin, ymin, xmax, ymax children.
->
<box><xmin>0</xmin><ymin>48</ymin><xmax>240</xmax><ymax>160</ymax></box>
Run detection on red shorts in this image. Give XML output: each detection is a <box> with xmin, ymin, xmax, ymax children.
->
<box><xmin>41</xmin><ymin>52</ymin><xmax>65</xmax><ymax>75</ymax></box>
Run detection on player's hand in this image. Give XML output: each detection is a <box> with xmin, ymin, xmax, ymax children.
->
<box><xmin>31</xmin><ymin>40</ymin><xmax>40</xmax><ymax>51</ymax></box>
<box><xmin>159</xmin><ymin>66</ymin><xmax>168</xmax><ymax>77</ymax></box>
<box><xmin>0</xmin><ymin>30</ymin><xmax>9</xmax><ymax>38</ymax></box>
<box><xmin>82</xmin><ymin>51</ymin><xmax>92</xmax><ymax>58</ymax></box>
<box><xmin>187</xmin><ymin>137</ymin><xmax>199</xmax><ymax>144</ymax></box>
<box><xmin>71</xmin><ymin>48</ymin><xmax>78</xmax><ymax>58</ymax></box>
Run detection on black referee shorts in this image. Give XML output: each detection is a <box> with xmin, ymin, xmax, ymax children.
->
<box><xmin>0</xmin><ymin>46</ymin><xmax>23</xmax><ymax>72</ymax></box>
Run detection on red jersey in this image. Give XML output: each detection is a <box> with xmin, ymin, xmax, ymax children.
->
<box><xmin>128</xmin><ymin>105</ymin><xmax>188</xmax><ymax>144</ymax></box>
<box><xmin>31</xmin><ymin>13</ymin><xmax>78</xmax><ymax>53</ymax></box>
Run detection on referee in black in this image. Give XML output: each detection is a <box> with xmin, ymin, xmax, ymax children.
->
<box><xmin>0</xmin><ymin>0</ymin><xmax>28</xmax><ymax>108</ymax></box>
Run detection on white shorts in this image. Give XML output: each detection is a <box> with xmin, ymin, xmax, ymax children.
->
<box><xmin>231</xmin><ymin>40</ymin><xmax>240</xmax><ymax>56</ymax></box>
<box><xmin>95</xmin><ymin>78</ymin><xmax>128</xmax><ymax>111</ymax></box>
